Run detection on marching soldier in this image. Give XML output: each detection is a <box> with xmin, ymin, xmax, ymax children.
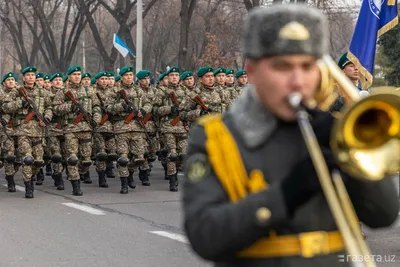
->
<box><xmin>153</xmin><ymin>67</ymin><xmax>188</xmax><ymax>191</ymax></box>
<box><xmin>43</xmin><ymin>73</ymin><xmax>53</xmax><ymax>177</ymax></box>
<box><xmin>81</xmin><ymin>73</ymin><xmax>92</xmax><ymax>87</ymax></box>
<box><xmin>136</xmin><ymin>69</ymin><xmax>158</xmax><ymax>186</ymax></box>
<box><xmin>225</xmin><ymin>69</ymin><xmax>239</xmax><ymax>101</ymax></box>
<box><xmin>183</xmin><ymin>4</ymin><xmax>399</xmax><ymax>266</ymax></box>
<box><xmin>115</xmin><ymin>75</ymin><xmax>121</xmax><ymax>88</ymax></box>
<box><xmin>107</xmin><ymin>72</ymin><xmax>115</xmax><ymax>88</ymax></box>
<box><xmin>35</xmin><ymin>72</ymin><xmax>45</xmax><ymax>88</ymax></box>
<box><xmin>53</xmin><ymin>65</ymin><xmax>101</xmax><ymax>196</ymax></box>
<box><xmin>63</xmin><ymin>75</ymin><xmax>68</xmax><ymax>87</ymax></box>
<box><xmin>93</xmin><ymin>71</ymin><xmax>118</xmax><ymax>188</ymax></box>
<box><xmin>235</xmin><ymin>69</ymin><xmax>247</xmax><ymax>95</ymax></box>
<box><xmin>2</xmin><ymin>67</ymin><xmax>53</xmax><ymax>198</ymax></box>
<box><xmin>47</xmin><ymin>72</ymin><xmax>66</xmax><ymax>190</ymax></box>
<box><xmin>213</xmin><ymin>67</ymin><xmax>232</xmax><ymax>113</ymax></box>
<box><xmin>106</xmin><ymin>66</ymin><xmax>151</xmax><ymax>194</ymax></box>
<box><xmin>0</xmin><ymin>72</ymin><xmax>17</xmax><ymax>193</ymax></box>
<box><xmin>43</xmin><ymin>74</ymin><xmax>52</xmax><ymax>91</ymax></box>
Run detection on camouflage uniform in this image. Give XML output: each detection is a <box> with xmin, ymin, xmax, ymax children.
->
<box><xmin>106</xmin><ymin>82</ymin><xmax>152</xmax><ymax>193</ymax></box>
<box><xmin>93</xmin><ymin>84</ymin><xmax>117</xmax><ymax>187</ymax></box>
<box><xmin>225</xmin><ymin>83</ymin><xmax>239</xmax><ymax>102</ymax></box>
<box><xmin>2</xmin><ymin>85</ymin><xmax>52</xmax><ymax>198</ymax></box>
<box><xmin>215</xmin><ymin>84</ymin><xmax>232</xmax><ymax>113</ymax></box>
<box><xmin>154</xmin><ymin>83</ymin><xmax>189</xmax><ymax>191</ymax></box>
<box><xmin>53</xmin><ymin>82</ymin><xmax>101</xmax><ymax>195</ymax></box>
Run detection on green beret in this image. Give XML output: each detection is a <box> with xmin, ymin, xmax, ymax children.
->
<box><xmin>136</xmin><ymin>70</ymin><xmax>151</xmax><ymax>79</ymax></box>
<box><xmin>213</xmin><ymin>68</ymin><xmax>226</xmax><ymax>76</ymax></box>
<box><xmin>2</xmin><ymin>72</ymin><xmax>16</xmax><ymax>84</ymax></box>
<box><xmin>235</xmin><ymin>70</ymin><xmax>247</xmax><ymax>78</ymax></box>
<box><xmin>91</xmin><ymin>78</ymin><xmax>96</xmax><ymax>85</ymax></box>
<box><xmin>115</xmin><ymin>75</ymin><xmax>121</xmax><ymax>82</ymax></box>
<box><xmin>157</xmin><ymin>72</ymin><xmax>166</xmax><ymax>83</ymax></box>
<box><xmin>197</xmin><ymin>66</ymin><xmax>213</xmax><ymax>78</ymax></box>
<box><xmin>338</xmin><ymin>52</ymin><xmax>351</xmax><ymax>69</ymax></box>
<box><xmin>21</xmin><ymin>66</ymin><xmax>37</xmax><ymax>75</ymax></box>
<box><xmin>119</xmin><ymin>66</ymin><xmax>134</xmax><ymax>76</ymax></box>
<box><xmin>50</xmin><ymin>72</ymin><xmax>63</xmax><ymax>81</ymax></box>
<box><xmin>226</xmin><ymin>69</ymin><xmax>234</xmax><ymax>75</ymax></box>
<box><xmin>81</xmin><ymin>72</ymin><xmax>91</xmax><ymax>79</ymax></box>
<box><xmin>95</xmin><ymin>71</ymin><xmax>108</xmax><ymax>80</ymax></box>
<box><xmin>243</xmin><ymin>4</ymin><xmax>328</xmax><ymax>59</ymax></box>
<box><xmin>62</xmin><ymin>76</ymin><xmax>68</xmax><ymax>82</ymax></box>
<box><xmin>107</xmin><ymin>72</ymin><xmax>114</xmax><ymax>77</ymax></box>
<box><xmin>66</xmin><ymin>65</ymin><xmax>82</xmax><ymax>75</ymax></box>
<box><xmin>44</xmin><ymin>74</ymin><xmax>50</xmax><ymax>81</ymax></box>
<box><xmin>167</xmin><ymin>67</ymin><xmax>180</xmax><ymax>75</ymax></box>
<box><xmin>36</xmin><ymin>72</ymin><xmax>45</xmax><ymax>79</ymax></box>
<box><xmin>180</xmin><ymin>71</ymin><xmax>193</xmax><ymax>81</ymax></box>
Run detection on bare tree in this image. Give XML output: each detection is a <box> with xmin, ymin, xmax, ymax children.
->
<box><xmin>179</xmin><ymin>0</ymin><xmax>197</xmax><ymax>70</ymax></box>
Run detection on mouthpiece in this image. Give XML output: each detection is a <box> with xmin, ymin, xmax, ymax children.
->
<box><xmin>288</xmin><ymin>92</ymin><xmax>303</xmax><ymax>109</ymax></box>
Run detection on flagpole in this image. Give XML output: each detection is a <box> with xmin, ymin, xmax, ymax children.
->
<box><xmin>136</xmin><ymin>0</ymin><xmax>143</xmax><ymax>72</ymax></box>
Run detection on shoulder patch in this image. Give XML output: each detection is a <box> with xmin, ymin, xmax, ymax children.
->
<box><xmin>186</xmin><ymin>153</ymin><xmax>211</xmax><ymax>183</ymax></box>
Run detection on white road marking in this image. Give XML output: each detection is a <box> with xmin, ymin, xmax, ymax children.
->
<box><xmin>62</xmin><ymin>202</ymin><xmax>105</xmax><ymax>215</ymax></box>
<box><xmin>3</xmin><ymin>184</ymin><xmax>25</xmax><ymax>192</ymax></box>
<box><xmin>150</xmin><ymin>231</ymin><xmax>188</xmax><ymax>244</ymax></box>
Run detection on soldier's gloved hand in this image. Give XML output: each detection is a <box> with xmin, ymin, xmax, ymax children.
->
<box><xmin>200</xmin><ymin>109</ymin><xmax>210</xmax><ymax>116</ymax></box>
<box><xmin>100</xmin><ymin>106</ymin><xmax>107</xmax><ymax>114</ymax></box>
<box><xmin>21</xmin><ymin>100</ymin><xmax>30</xmax><ymax>109</ymax></box>
<box><xmin>139</xmin><ymin>109</ymin><xmax>147</xmax><ymax>118</ymax></box>
<box><xmin>280</xmin><ymin>148</ymin><xmax>339</xmax><ymax>217</ymax></box>
<box><xmin>171</xmin><ymin>106</ymin><xmax>179</xmax><ymax>116</ymax></box>
<box><xmin>43</xmin><ymin>117</ymin><xmax>51</xmax><ymax>125</ymax></box>
<box><xmin>123</xmin><ymin>103</ymin><xmax>133</xmax><ymax>113</ymax></box>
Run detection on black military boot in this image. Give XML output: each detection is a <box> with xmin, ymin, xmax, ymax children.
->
<box><xmin>120</xmin><ymin>177</ymin><xmax>128</xmax><ymax>194</ymax></box>
<box><xmin>24</xmin><ymin>181</ymin><xmax>34</xmax><ymax>198</ymax></box>
<box><xmin>35</xmin><ymin>168</ymin><xmax>44</xmax><ymax>185</ymax></box>
<box><xmin>45</xmin><ymin>163</ymin><xmax>52</xmax><ymax>176</ymax></box>
<box><xmin>169</xmin><ymin>173</ymin><xmax>178</xmax><ymax>192</ymax></box>
<box><xmin>53</xmin><ymin>173</ymin><xmax>64</xmax><ymax>190</ymax></box>
<box><xmin>127</xmin><ymin>171</ymin><xmax>136</xmax><ymax>189</ymax></box>
<box><xmin>105</xmin><ymin>163</ymin><xmax>115</xmax><ymax>178</ymax></box>
<box><xmin>98</xmin><ymin>171</ymin><xmax>108</xmax><ymax>188</ymax></box>
<box><xmin>71</xmin><ymin>180</ymin><xmax>83</xmax><ymax>196</ymax></box>
<box><xmin>162</xmin><ymin>163</ymin><xmax>169</xmax><ymax>180</ymax></box>
<box><xmin>139</xmin><ymin>169</ymin><xmax>150</xmax><ymax>186</ymax></box>
<box><xmin>82</xmin><ymin>171</ymin><xmax>92</xmax><ymax>184</ymax></box>
<box><xmin>5</xmin><ymin>175</ymin><xmax>16</xmax><ymax>193</ymax></box>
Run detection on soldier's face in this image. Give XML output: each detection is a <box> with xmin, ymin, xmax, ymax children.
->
<box><xmin>246</xmin><ymin>54</ymin><xmax>319</xmax><ymax>122</ymax></box>
<box><xmin>108</xmin><ymin>77</ymin><xmax>115</xmax><ymax>87</ymax></box>
<box><xmin>52</xmin><ymin>77</ymin><xmax>63</xmax><ymax>89</ymax></box>
<box><xmin>343</xmin><ymin>63</ymin><xmax>359</xmax><ymax>82</ymax></box>
<box><xmin>122</xmin><ymin>72</ymin><xmax>134</xmax><ymax>85</ymax></box>
<box><xmin>69</xmin><ymin>72</ymin><xmax>82</xmax><ymax>84</ymax></box>
<box><xmin>237</xmin><ymin>75</ymin><xmax>248</xmax><ymax>85</ymax></box>
<box><xmin>4</xmin><ymin>78</ymin><xmax>15</xmax><ymax>89</ymax></box>
<box><xmin>200</xmin><ymin>72</ymin><xmax>214</xmax><ymax>87</ymax></box>
<box><xmin>23</xmin><ymin>72</ymin><xmax>36</xmax><ymax>85</ymax></box>
<box><xmin>36</xmin><ymin>78</ymin><xmax>44</xmax><ymax>86</ymax></box>
<box><xmin>97</xmin><ymin>76</ymin><xmax>108</xmax><ymax>87</ymax></box>
<box><xmin>162</xmin><ymin>76</ymin><xmax>169</xmax><ymax>86</ymax></box>
<box><xmin>44</xmin><ymin>80</ymin><xmax>51</xmax><ymax>89</ymax></box>
<box><xmin>82</xmin><ymin>77</ymin><xmax>91</xmax><ymax>86</ymax></box>
<box><xmin>139</xmin><ymin>77</ymin><xmax>150</xmax><ymax>86</ymax></box>
<box><xmin>168</xmin><ymin>72</ymin><xmax>179</xmax><ymax>85</ymax></box>
<box><xmin>183</xmin><ymin>76</ymin><xmax>194</xmax><ymax>87</ymax></box>
<box><xmin>215</xmin><ymin>73</ymin><xmax>226</xmax><ymax>86</ymax></box>
<box><xmin>226</xmin><ymin>74</ymin><xmax>234</xmax><ymax>84</ymax></box>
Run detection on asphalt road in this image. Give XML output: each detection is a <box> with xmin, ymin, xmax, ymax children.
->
<box><xmin>0</xmin><ymin>162</ymin><xmax>398</xmax><ymax>267</ymax></box>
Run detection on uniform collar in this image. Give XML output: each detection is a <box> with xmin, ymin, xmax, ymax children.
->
<box><xmin>227</xmin><ymin>85</ymin><xmax>278</xmax><ymax>148</ymax></box>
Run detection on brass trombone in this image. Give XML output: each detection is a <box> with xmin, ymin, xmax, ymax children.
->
<box><xmin>288</xmin><ymin>55</ymin><xmax>400</xmax><ymax>267</ymax></box>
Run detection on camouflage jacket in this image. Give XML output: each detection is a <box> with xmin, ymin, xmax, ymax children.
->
<box><xmin>235</xmin><ymin>84</ymin><xmax>245</xmax><ymax>96</ymax></box>
<box><xmin>153</xmin><ymin>83</ymin><xmax>188</xmax><ymax>134</ymax></box>
<box><xmin>183</xmin><ymin>83</ymin><xmax>222</xmax><ymax>122</ymax></box>
<box><xmin>215</xmin><ymin>84</ymin><xmax>233</xmax><ymax>113</ymax></box>
<box><xmin>95</xmin><ymin>85</ymin><xmax>114</xmax><ymax>133</ymax></box>
<box><xmin>225</xmin><ymin>84</ymin><xmax>239</xmax><ymax>102</ymax></box>
<box><xmin>0</xmin><ymin>86</ymin><xmax>14</xmax><ymax>136</ymax></box>
<box><xmin>105</xmin><ymin>82</ymin><xmax>152</xmax><ymax>134</ymax></box>
<box><xmin>47</xmin><ymin>87</ymin><xmax>64</xmax><ymax>136</ymax></box>
<box><xmin>140</xmin><ymin>84</ymin><xmax>158</xmax><ymax>133</ymax></box>
<box><xmin>2</xmin><ymin>84</ymin><xmax>52</xmax><ymax>137</ymax></box>
<box><xmin>53</xmin><ymin>82</ymin><xmax>101</xmax><ymax>133</ymax></box>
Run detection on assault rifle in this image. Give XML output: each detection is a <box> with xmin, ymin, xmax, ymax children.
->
<box><xmin>18</xmin><ymin>86</ymin><xmax>47</xmax><ymax>126</ymax></box>
<box><xmin>96</xmin><ymin>92</ymin><xmax>109</xmax><ymax>125</ymax></box>
<box><xmin>64</xmin><ymin>90</ymin><xmax>98</xmax><ymax>129</ymax></box>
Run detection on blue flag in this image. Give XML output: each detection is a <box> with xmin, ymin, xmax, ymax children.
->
<box><xmin>113</xmin><ymin>34</ymin><xmax>134</xmax><ymax>57</ymax></box>
<box><xmin>347</xmin><ymin>0</ymin><xmax>398</xmax><ymax>89</ymax></box>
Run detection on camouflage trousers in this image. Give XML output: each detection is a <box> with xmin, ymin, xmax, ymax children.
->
<box><xmin>18</xmin><ymin>136</ymin><xmax>44</xmax><ymax>182</ymax></box>
<box><xmin>116</xmin><ymin>131</ymin><xmax>146</xmax><ymax>177</ymax></box>
<box><xmin>48</xmin><ymin>135</ymin><xmax>66</xmax><ymax>175</ymax></box>
<box><xmin>3</xmin><ymin>136</ymin><xmax>18</xmax><ymax>176</ymax></box>
<box><xmin>65</xmin><ymin>132</ymin><xmax>92</xmax><ymax>180</ymax></box>
<box><xmin>140</xmin><ymin>132</ymin><xmax>160</xmax><ymax>171</ymax></box>
<box><xmin>163</xmin><ymin>133</ymin><xmax>188</xmax><ymax>175</ymax></box>
<box><xmin>93</xmin><ymin>132</ymin><xmax>116</xmax><ymax>172</ymax></box>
